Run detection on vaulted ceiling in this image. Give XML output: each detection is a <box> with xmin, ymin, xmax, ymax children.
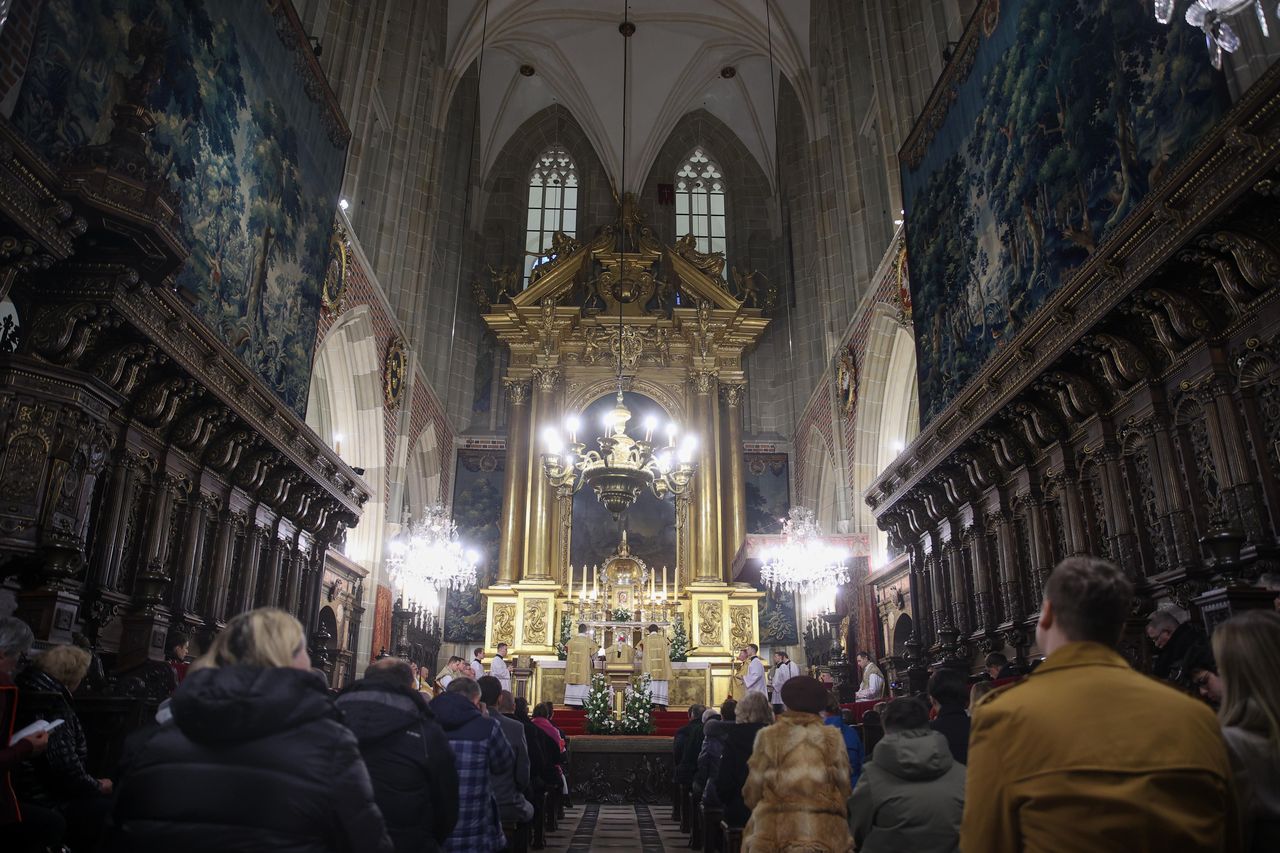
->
<box><xmin>444</xmin><ymin>0</ymin><xmax>811</xmax><ymax>192</ymax></box>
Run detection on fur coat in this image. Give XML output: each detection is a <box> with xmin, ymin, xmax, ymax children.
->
<box><xmin>741</xmin><ymin>712</ymin><xmax>854</xmax><ymax>853</ymax></box>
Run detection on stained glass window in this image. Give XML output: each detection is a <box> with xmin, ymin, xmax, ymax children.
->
<box><xmin>675</xmin><ymin>148</ymin><xmax>727</xmax><ymax>272</ymax></box>
<box><xmin>524</xmin><ymin>146</ymin><xmax>578</xmax><ymax>285</ymax></box>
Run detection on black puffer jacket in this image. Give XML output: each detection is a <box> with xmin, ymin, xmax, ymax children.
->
<box><xmin>335</xmin><ymin>679</ymin><xmax>459</xmax><ymax>853</ymax></box>
<box><xmin>111</xmin><ymin>665</ymin><xmax>392</xmax><ymax>853</ymax></box>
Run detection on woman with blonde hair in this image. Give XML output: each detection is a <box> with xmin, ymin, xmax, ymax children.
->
<box><xmin>1214</xmin><ymin>609</ymin><xmax>1280</xmax><ymax>852</ymax></box>
<box><xmin>716</xmin><ymin>691</ymin><xmax>776</xmax><ymax>833</ymax></box>
<box><xmin>15</xmin><ymin>643</ymin><xmax>112</xmax><ymax>850</ymax></box>
<box><xmin>111</xmin><ymin>608</ymin><xmax>392</xmax><ymax>853</ymax></box>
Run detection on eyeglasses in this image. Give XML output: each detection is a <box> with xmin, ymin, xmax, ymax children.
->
<box><xmin>1191</xmin><ymin>673</ymin><xmax>1213</xmax><ymax>689</ymax></box>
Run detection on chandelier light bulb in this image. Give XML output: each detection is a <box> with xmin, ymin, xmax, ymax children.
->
<box><xmin>666</xmin><ymin>422</ymin><xmax>678</xmax><ymax>444</ymax></box>
<box><xmin>543</xmin><ymin>427</ymin><xmax>563</xmax><ymax>453</ymax></box>
<box><xmin>565</xmin><ymin>415</ymin><xmax>581</xmax><ymax>440</ymax></box>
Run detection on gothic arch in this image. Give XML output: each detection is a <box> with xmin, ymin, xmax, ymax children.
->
<box><xmin>404</xmin><ymin>423</ymin><xmax>442</xmax><ymax>519</ymax></box>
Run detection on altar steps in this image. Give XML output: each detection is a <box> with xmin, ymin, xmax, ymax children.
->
<box><xmin>552</xmin><ymin>707</ymin><xmax>687</xmax><ymax>737</ymax></box>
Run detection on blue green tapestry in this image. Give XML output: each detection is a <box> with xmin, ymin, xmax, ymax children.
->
<box><xmin>12</xmin><ymin>0</ymin><xmax>348</xmax><ymax>416</ymax></box>
<box><xmin>902</xmin><ymin>0</ymin><xmax>1227</xmax><ymax>424</ymax></box>
<box><xmin>447</xmin><ymin>449</ymin><xmax>504</xmax><ymax>643</ymax></box>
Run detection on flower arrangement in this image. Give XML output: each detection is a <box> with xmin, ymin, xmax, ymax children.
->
<box><xmin>556</xmin><ymin>613</ymin><xmax>571</xmax><ymax>660</ymax></box>
<box><xmin>611</xmin><ymin>606</ymin><xmax>632</xmax><ymax>622</ymax></box>
<box><xmin>584</xmin><ymin>673</ymin><xmax>616</xmax><ymax>734</ymax></box>
<box><xmin>669</xmin><ymin>614</ymin><xmax>689</xmax><ymax>662</ymax></box>
<box><xmin>618</xmin><ymin>673</ymin><xmax>656</xmax><ymax>735</ymax></box>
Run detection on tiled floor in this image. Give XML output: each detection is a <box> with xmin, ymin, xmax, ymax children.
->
<box><xmin>543</xmin><ymin>802</ymin><xmax>688</xmax><ymax>852</ymax></box>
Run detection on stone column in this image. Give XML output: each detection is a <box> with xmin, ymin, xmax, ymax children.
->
<box><xmin>524</xmin><ymin>368</ymin><xmax>559</xmax><ymax>580</ymax></box>
<box><xmin>719</xmin><ymin>382</ymin><xmax>748</xmax><ymax>568</ymax></box>
<box><xmin>497</xmin><ymin>378</ymin><xmax>531</xmax><ymax>586</ymax></box>
<box><xmin>692</xmin><ymin>371</ymin><xmax>722</xmax><ymax>582</ymax></box>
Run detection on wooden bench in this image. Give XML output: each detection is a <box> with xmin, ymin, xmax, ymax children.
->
<box><xmin>679</xmin><ymin>784</ymin><xmax>693</xmax><ymax>832</ymax></box>
<box><xmin>502</xmin><ymin>818</ymin><xmax>530</xmax><ymax>853</ymax></box>
<box><xmin>721</xmin><ymin>820</ymin><xmax>743</xmax><ymax>853</ymax></box>
<box><xmin>672</xmin><ymin>781</ymin><xmax>684</xmax><ymax>823</ymax></box>
<box><xmin>701</xmin><ymin>803</ymin><xmax>724</xmax><ymax>852</ymax></box>
<box><xmin>689</xmin><ymin>793</ymin><xmax>704</xmax><ymax>847</ymax></box>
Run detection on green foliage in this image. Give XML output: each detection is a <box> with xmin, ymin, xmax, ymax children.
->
<box><xmin>669</xmin><ymin>614</ymin><xmax>688</xmax><ymax>662</ymax></box>
<box><xmin>584</xmin><ymin>674</ymin><xmax>615</xmax><ymax>735</ymax></box>
<box><xmin>611</xmin><ymin>607</ymin><xmax>632</xmax><ymax>622</ymax></box>
<box><xmin>556</xmin><ymin>613</ymin><xmax>571</xmax><ymax>661</ymax></box>
<box><xmin>618</xmin><ymin>674</ymin><xmax>655</xmax><ymax>735</ymax></box>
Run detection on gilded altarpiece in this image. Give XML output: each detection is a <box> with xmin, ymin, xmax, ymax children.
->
<box><xmin>475</xmin><ymin>203</ymin><xmax>770</xmax><ymax>703</ymax></box>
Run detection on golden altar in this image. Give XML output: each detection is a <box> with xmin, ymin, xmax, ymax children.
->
<box><xmin>473</xmin><ymin>199</ymin><xmax>770</xmax><ymax>705</ymax></box>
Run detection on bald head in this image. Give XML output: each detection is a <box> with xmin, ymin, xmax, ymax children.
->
<box><xmin>366</xmin><ymin>657</ymin><xmax>414</xmax><ymax>690</ymax></box>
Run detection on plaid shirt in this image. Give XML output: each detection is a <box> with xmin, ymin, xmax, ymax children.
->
<box><xmin>440</xmin><ymin>709</ymin><xmax>514</xmax><ymax>853</ymax></box>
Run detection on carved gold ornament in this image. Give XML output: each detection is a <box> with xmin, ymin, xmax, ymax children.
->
<box><xmin>322</xmin><ymin>230</ymin><xmax>350</xmax><ymax>312</ymax></box>
<box><xmin>729</xmin><ymin>605</ymin><xmax>753</xmax><ymax>650</ymax></box>
<box><xmin>523</xmin><ymin>598</ymin><xmax>548</xmax><ymax>644</ymax></box>
<box><xmin>383</xmin><ymin>336</ymin><xmax>407</xmax><ymax>407</ymax></box>
<box><xmin>493</xmin><ymin>602</ymin><xmax>516</xmax><ymax>647</ymax></box>
<box><xmin>697</xmin><ymin>600</ymin><xmax>722</xmax><ymax>646</ymax></box>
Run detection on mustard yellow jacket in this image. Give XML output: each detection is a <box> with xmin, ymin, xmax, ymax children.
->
<box><xmin>961</xmin><ymin>641</ymin><xmax>1239</xmax><ymax>853</ymax></box>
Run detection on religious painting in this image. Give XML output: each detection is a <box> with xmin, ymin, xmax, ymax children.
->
<box><xmin>901</xmin><ymin>0</ymin><xmax>1227</xmax><ymax>423</ymax></box>
<box><xmin>745</xmin><ymin>452</ymin><xmax>790</xmax><ymax>535</ymax></box>
<box><xmin>446</xmin><ymin>449</ymin><xmax>504</xmax><ymax>642</ymax></box>
<box><xmin>12</xmin><ymin>0</ymin><xmax>348</xmax><ymax>416</ymax></box>
<box><xmin>570</xmin><ymin>392</ymin><xmax>677</xmax><ymax>576</ymax></box>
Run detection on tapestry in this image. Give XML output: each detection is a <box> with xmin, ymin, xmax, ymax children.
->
<box><xmin>759</xmin><ymin>586</ymin><xmax>799</xmax><ymax>647</ymax></box>
<box><xmin>570</xmin><ymin>392</ymin><xmax>678</xmax><ymax>576</ymax></box>
<box><xmin>12</xmin><ymin>0</ymin><xmax>348</xmax><ymax>416</ymax></box>
<box><xmin>372</xmin><ymin>584</ymin><xmax>392</xmax><ymax>660</ymax></box>
<box><xmin>901</xmin><ymin>0</ymin><xmax>1227</xmax><ymax>423</ymax></box>
<box><xmin>745</xmin><ymin>452</ymin><xmax>790</xmax><ymax>535</ymax></box>
<box><xmin>446</xmin><ymin>449</ymin><xmax>504</xmax><ymax>642</ymax></box>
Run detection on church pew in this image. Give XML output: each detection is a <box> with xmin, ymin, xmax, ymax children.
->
<box><xmin>722</xmin><ymin>821</ymin><xmax>743</xmax><ymax>853</ymax></box>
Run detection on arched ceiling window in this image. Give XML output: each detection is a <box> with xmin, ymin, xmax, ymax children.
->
<box><xmin>524</xmin><ymin>146</ymin><xmax>578</xmax><ymax>285</ymax></box>
<box><xmin>675</xmin><ymin>147</ymin><xmax>726</xmax><ymax>273</ymax></box>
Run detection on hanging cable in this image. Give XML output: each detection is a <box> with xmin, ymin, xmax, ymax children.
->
<box><xmin>616</xmin><ymin>0</ymin><xmax>630</xmax><ymax>399</ymax></box>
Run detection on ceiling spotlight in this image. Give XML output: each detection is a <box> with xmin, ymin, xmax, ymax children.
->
<box><xmin>720</xmin><ymin>66</ymin><xmax>736</xmax><ymax>79</ymax></box>
<box><xmin>519</xmin><ymin>64</ymin><xmax>535</xmax><ymax>77</ymax></box>
<box><xmin>339</xmin><ymin>198</ymin><xmax>350</xmax><ymax>211</ymax></box>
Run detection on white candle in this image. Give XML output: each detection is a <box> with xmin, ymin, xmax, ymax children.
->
<box><xmin>662</xmin><ymin>566</ymin><xmax>667</xmax><ymax>600</ymax></box>
<box><xmin>580</xmin><ymin>564</ymin><xmax>588</xmax><ymax>600</ymax></box>
<box><xmin>592</xmin><ymin>564</ymin><xmax>598</xmax><ymax>600</ymax></box>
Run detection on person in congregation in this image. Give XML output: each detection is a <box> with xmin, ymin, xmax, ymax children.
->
<box><xmin>673</xmin><ymin>704</ymin><xmax>707</xmax><ymax>789</ymax></box>
<box><xmin>0</xmin><ymin>617</ymin><xmax>61</xmax><ymax>853</ymax></box>
<box><xmin>437</xmin><ymin>655</ymin><xmax>466</xmax><ymax>691</ymax></box>
<box><xmin>15</xmin><ymin>644</ymin><xmax>114</xmax><ymax>852</ymax></box>
<box><xmin>962</xmin><ymin>557</ymin><xmax>1238</xmax><ymax>852</ymax></box>
<box><xmin>855</xmin><ymin>651</ymin><xmax>886</xmax><ymax>701</ymax></box>
<box><xmin>1146</xmin><ymin>608</ymin><xmax>1206</xmax><ymax>682</ymax></box>
<box><xmin>477</xmin><ymin>675</ymin><xmax>534</xmax><ymax>826</ymax></box>
<box><xmin>739</xmin><ymin>677</ymin><xmax>853</xmax><ymax>852</ymax></box>
<box><xmin>820</xmin><ymin>694</ymin><xmax>864</xmax><ymax>791</ymax></box>
<box><xmin>564</xmin><ymin>623</ymin><xmax>596</xmax><ymax>707</ymax></box>
<box><xmin>849</xmin><ymin>695</ymin><xmax>965</xmax><ymax>853</ymax></box>
<box><xmin>430</xmin><ymin>677</ymin><xmax>515</xmax><ymax>853</ymax></box>
<box><xmin>770</xmin><ymin>648</ymin><xmax>799</xmax><ymax>715</ymax></box>
<box><xmin>983</xmin><ymin>652</ymin><xmax>1014</xmax><ymax>681</ymax></box>
<box><xmin>1213</xmin><ymin>609</ymin><xmax>1280</xmax><ymax>851</ymax></box>
<box><xmin>928</xmin><ymin>668</ymin><xmax>971</xmax><ymax>764</ymax></box>
<box><xmin>643</xmin><ymin>624</ymin><xmax>672</xmax><ymax>709</ymax></box>
<box><xmin>691</xmin><ymin>706</ymin><xmax>721</xmax><ymax>803</ymax></box>
<box><xmin>716</xmin><ymin>692</ymin><xmax>774</xmax><ymax>831</ymax></box>
<box><xmin>1184</xmin><ymin>644</ymin><xmax>1223</xmax><ymax>708</ymax></box>
<box><xmin>110</xmin><ymin>608</ymin><xmax>393</xmax><ymax>853</ymax></box>
<box><xmin>334</xmin><ymin>657</ymin><xmax>458</xmax><ymax>853</ymax></box>
<box><xmin>471</xmin><ymin>646</ymin><xmax>486</xmax><ymax>679</ymax></box>
<box><xmin>968</xmin><ymin>680</ymin><xmax>996</xmax><ymax>709</ymax></box>
<box><xmin>739</xmin><ymin>643</ymin><xmax>767</xmax><ymax>698</ymax></box>
<box><xmin>489</xmin><ymin>642</ymin><xmax>512</xmax><ymax>692</ymax></box>
<box><xmin>698</xmin><ymin>697</ymin><xmax>736</xmax><ymax>807</ymax></box>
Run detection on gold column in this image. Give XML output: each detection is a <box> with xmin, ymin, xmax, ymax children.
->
<box><xmin>692</xmin><ymin>371</ymin><xmax>721</xmax><ymax>582</ymax></box>
<box><xmin>719</xmin><ymin>383</ymin><xmax>747</xmax><ymax>571</ymax></box>
<box><xmin>523</xmin><ymin>368</ymin><xmax>559</xmax><ymax>580</ymax></box>
<box><xmin>497</xmin><ymin>378</ymin><xmax>531</xmax><ymax>585</ymax></box>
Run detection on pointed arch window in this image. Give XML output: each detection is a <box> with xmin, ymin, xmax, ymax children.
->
<box><xmin>525</xmin><ymin>146</ymin><xmax>578</xmax><ymax>285</ymax></box>
<box><xmin>675</xmin><ymin>147</ymin><xmax>727</xmax><ymax>269</ymax></box>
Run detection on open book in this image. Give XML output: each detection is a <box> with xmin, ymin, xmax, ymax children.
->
<box><xmin>9</xmin><ymin>718</ymin><xmax>64</xmax><ymax>746</ymax></box>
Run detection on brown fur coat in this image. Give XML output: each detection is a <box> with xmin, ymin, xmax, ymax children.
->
<box><xmin>741</xmin><ymin>712</ymin><xmax>854</xmax><ymax>853</ymax></box>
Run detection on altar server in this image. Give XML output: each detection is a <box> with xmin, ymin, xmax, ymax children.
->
<box><xmin>490</xmin><ymin>642</ymin><xmax>511</xmax><ymax>692</ymax></box>
<box><xmin>741</xmin><ymin>644</ymin><xmax>767</xmax><ymax>698</ymax></box>
<box><xmin>564</xmin><ymin>624</ymin><xmax>597</xmax><ymax>707</ymax></box>
<box><xmin>471</xmin><ymin>647</ymin><xmax>485</xmax><ymax>679</ymax></box>
<box><xmin>855</xmin><ymin>651</ymin><xmax>886</xmax><ymax>700</ymax></box>
<box><xmin>644</xmin><ymin>624</ymin><xmax>673</xmax><ymax>709</ymax></box>
<box><xmin>771</xmin><ymin>649</ymin><xmax>799</xmax><ymax>714</ymax></box>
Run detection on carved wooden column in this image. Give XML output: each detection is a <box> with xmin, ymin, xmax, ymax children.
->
<box><xmin>1019</xmin><ymin>493</ymin><xmax>1052</xmax><ymax>608</ymax></box>
<box><xmin>692</xmin><ymin>371</ymin><xmax>722</xmax><ymax>582</ymax></box>
<box><xmin>235</xmin><ymin>523</ymin><xmax>266</xmax><ymax>613</ymax></box>
<box><xmin>1204</xmin><ymin>377</ymin><xmax>1270</xmax><ymax>539</ymax></box>
<box><xmin>945</xmin><ymin>537</ymin><xmax>969</xmax><ymax>635</ymax></box>
<box><xmin>204</xmin><ymin>508</ymin><xmax>236</xmax><ymax>623</ymax></box>
<box><xmin>283</xmin><ymin>543</ymin><xmax>302</xmax><ymax>615</ymax></box>
<box><xmin>907</xmin><ymin>543</ymin><xmax>931</xmax><ymax>647</ymax></box>
<box><xmin>89</xmin><ymin>450</ymin><xmax>142</xmax><ymax>591</ymax></box>
<box><xmin>1141</xmin><ymin>417</ymin><xmax>1199</xmax><ymax>568</ymax></box>
<box><xmin>258</xmin><ymin>533</ymin><xmax>285</xmax><ymax>608</ymax></box>
<box><xmin>719</xmin><ymin>382</ymin><xmax>748</xmax><ymax>566</ymax></box>
<box><xmin>926</xmin><ymin>544</ymin><xmax>947</xmax><ymax>642</ymax></box>
<box><xmin>989</xmin><ymin>509</ymin><xmax>1024</xmax><ymax>624</ymax></box>
<box><xmin>172</xmin><ymin>492</ymin><xmax>212</xmax><ymax>616</ymax></box>
<box><xmin>524</xmin><ymin>368</ymin><xmax>559</xmax><ymax>580</ymax></box>
<box><xmin>967</xmin><ymin>524</ymin><xmax>995</xmax><ymax>634</ymax></box>
<box><xmin>118</xmin><ymin>472</ymin><xmax>186</xmax><ymax>670</ymax></box>
<box><xmin>1098</xmin><ymin>448</ymin><xmax>1140</xmax><ymax>574</ymax></box>
<box><xmin>1060</xmin><ymin>472</ymin><xmax>1090</xmax><ymax>557</ymax></box>
<box><xmin>497</xmin><ymin>378</ymin><xmax>530</xmax><ymax>586</ymax></box>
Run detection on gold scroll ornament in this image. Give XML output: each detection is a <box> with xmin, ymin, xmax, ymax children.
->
<box><xmin>493</xmin><ymin>603</ymin><xmax>516</xmax><ymax>647</ymax></box>
<box><xmin>523</xmin><ymin>599</ymin><xmax>548</xmax><ymax>645</ymax></box>
<box><xmin>697</xmin><ymin>600</ymin><xmax>722</xmax><ymax>647</ymax></box>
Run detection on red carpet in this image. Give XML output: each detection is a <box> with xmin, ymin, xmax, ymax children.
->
<box><xmin>552</xmin><ymin>707</ymin><xmax>686</xmax><ymax>737</ymax></box>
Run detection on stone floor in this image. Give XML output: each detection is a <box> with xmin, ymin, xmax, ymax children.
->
<box><xmin>543</xmin><ymin>802</ymin><xmax>688</xmax><ymax>852</ymax></box>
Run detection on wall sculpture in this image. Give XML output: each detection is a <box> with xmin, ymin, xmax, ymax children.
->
<box><xmin>901</xmin><ymin>0</ymin><xmax>1227</xmax><ymax>423</ymax></box>
<box><xmin>12</xmin><ymin>0</ymin><xmax>348</xmax><ymax>416</ymax></box>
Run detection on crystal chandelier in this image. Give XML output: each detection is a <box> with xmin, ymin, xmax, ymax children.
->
<box><xmin>1155</xmin><ymin>1</ymin><xmax>1278</xmax><ymax>68</ymax></box>
<box><xmin>760</xmin><ymin>507</ymin><xmax>851</xmax><ymax>594</ymax></box>
<box><xmin>542</xmin><ymin>394</ymin><xmax>697</xmax><ymax>519</ymax></box>
<box><xmin>385</xmin><ymin>504</ymin><xmax>478</xmax><ymax>597</ymax></box>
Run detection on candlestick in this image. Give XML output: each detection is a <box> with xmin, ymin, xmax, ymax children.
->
<box><xmin>673</xmin><ymin>566</ymin><xmax>679</xmax><ymax>600</ymax></box>
<box><xmin>662</xmin><ymin>566</ymin><xmax>667</xmax><ymax>601</ymax></box>
<box><xmin>592</xmin><ymin>564</ymin><xmax>598</xmax><ymax>600</ymax></box>
<box><xmin>580</xmin><ymin>564</ymin><xmax>587</xmax><ymax>601</ymax></box>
